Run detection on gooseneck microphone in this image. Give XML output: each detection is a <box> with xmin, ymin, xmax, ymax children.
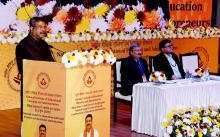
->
<box><xmin>48</xmin><ymin>45</ymin><xmax>66</xmax><ymax>54</ymax></box>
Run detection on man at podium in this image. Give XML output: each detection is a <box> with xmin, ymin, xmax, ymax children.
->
<box><xmin>16</xmin><ymin>16</ymin><xmax>55</xmax><ymax>121</ymax></box>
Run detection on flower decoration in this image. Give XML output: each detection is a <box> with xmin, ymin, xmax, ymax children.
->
<box><xmin>0</xmin><ymin>1</ymin><xmax>220</xmax><ymax>44</ymax></box>
<box><xmin>193</xmin><ymin>68</ymin><xmax>205</xmax><ymax>77</ymax></box>
<box><xmin>142</xmin><ymin>11</ymin><xmax>159</xmax><ymax>29</ymax></box>
<box><xmin>113</xmin><ymin>8</ymin><xmax>125</xmax><ymax>19</ymax></box>
<box><xmin>61</xmin><ymin>49</ymin><xmax>116</xmax><ymax>68</ymax></box>
<box><xmin>75</xmin><ymin>17</ymin><xmax>90</xmax><ymax>33</ymax></box>
<box><xmin>109</xmin><ymin>18</ymin><xmax>125</xmax><ymax>31</ymax></box>
<box><xmin>137</xmin><ymin>11</ymin><xmax>146</xmax><ymax>22</ymax></box>
<box><xmin>64</xmin><ymin>20</ymin><xmax>76</xmax><ymax>32</ymax></box>
<box><xmin>36</xmin><ymin>1</ymin><xmax>56</xmax><ymax>17</ymax></box>
<box><xmin>90</xmin><ymin>18</ymin><xmax>109</xmax><ymax>32</ymax></box>
<box><xmin>124</xmin><ymin>10</ymin><xmax>137</xmax><ymax>25</ymax></box>
<box><xmin>16</xmin><ymin>3</ymin><xmax>36</xmax><ymax>21</ymax></box>
<box><xmin>0</xmin><ymin>2</ymin><xmax>17</xmax><ymax>30</ymax></box>
<box><xmin>149</xmin><ymin>71</ymin><xmax>166</xmax><ymax>82</ymax></box>
<box><xmin>83</xmin><ymin>9</ymin><xmax>95</xmax><ymax>19</ymax></box>
<box><xmin>67</xmin><ymin>6</ymin><xmax>82</xmax><ymax>22</ymax></box>
<box><xmin>53</xmin><ymin>9</ymin><xmax>68</xmax><ymax>23</ymax></box>
<box><xmin>162</xmin><ymin>106</ymin><xmax>220</xmax><ymax>137</ymax></box>
<box><xmin>94</xmin><ymin>3</ymin><xmax>109</xmax><ymax>18</ymax></box>
<box><xmin>167</xmin><ymin>20</ymin><xmax>176</xmax><ymax>30</ymax></box>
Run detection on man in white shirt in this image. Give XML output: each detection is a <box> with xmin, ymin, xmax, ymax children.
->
<box><xmin>79</xmin><ymin>114</ymin><xmax>99</xmax><ymax>137</ymax></box>
<box><xmin>153</xmin><ymin>39</ymin><xmax>185</xmax><ymax>80</ymax></box>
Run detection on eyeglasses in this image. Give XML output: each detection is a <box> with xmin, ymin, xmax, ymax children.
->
<box><xmin>163</xmin><ymin>44</ymin><xmax>173</xmax><ymax>48</ymax></box>
<box><xmin>132</xmin><ymin>49</ymin><xmax>143</xmax><ymax>52</ymax></box>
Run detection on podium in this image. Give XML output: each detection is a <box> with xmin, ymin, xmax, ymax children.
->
<box><xmin>22</xmin><ymin>60</ymin><xmax>111</xmax><ymax>137</ymax></box>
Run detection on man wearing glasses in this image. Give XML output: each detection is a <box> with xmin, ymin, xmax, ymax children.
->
<box><xmin>120</xmin><ymin>43</ymin><xmax>150</xmax><ymax>95</ymax></box>
<box><xmin>153</xmin><ymin>39</ymin><xmax>185</xmax><ymax>80</ymax></box>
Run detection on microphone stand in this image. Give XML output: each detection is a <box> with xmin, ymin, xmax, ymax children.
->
<box><xmin>48</xmin><ymin>45</ymin><xmax>66</xmax><ymax>62</ymax></box>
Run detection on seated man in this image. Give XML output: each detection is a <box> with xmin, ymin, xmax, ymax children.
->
<box><xmin>153</xmin><ymin>39</ymin><xmax>185</xmax><ymax>80</ymax></box>
<box><xmin>120</xmin><ymin>43</ymin><xmax>150</xmax><ymax>96</ymax></box>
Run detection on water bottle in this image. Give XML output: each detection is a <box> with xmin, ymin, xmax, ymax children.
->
<box><xmin>204</xmin><ymin>69</ymin><xmax>210</xmax><ymax>81</ymax></box>
<box><xmin>185</xmin><ymin>70</ymin><xmax>192</xmax><ymax>79</ymax></box>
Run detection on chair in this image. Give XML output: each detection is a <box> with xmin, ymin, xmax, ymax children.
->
<box><xmin>179</xmin><ymin>52</ymin><xmax>199</xmax><ymax>72</ymax></box>
<box><xmin>113</xmin><ymin>59</ymin><xmax>132</xmax><ymax>122</ymax></box>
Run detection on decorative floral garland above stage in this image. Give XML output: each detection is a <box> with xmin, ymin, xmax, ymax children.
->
<box><xmin>0</xmin><ymin>0</ymin><xmax>220</xmax><ymax>44</ymax></box>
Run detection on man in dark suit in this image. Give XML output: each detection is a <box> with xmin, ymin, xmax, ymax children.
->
<box><xmin>16</xmin><ymin>17</ymin><xmax>54</xmax><ymax>121</ymax></box>
<box><xmin>120</xmin><ymin>43</ymin><xmax>150</xmax><ymax>96</ymax></box>
<box><xmin>153</xmin><ymin>39</ymin><xmax>185</xmax><ymax>80</ymax></box>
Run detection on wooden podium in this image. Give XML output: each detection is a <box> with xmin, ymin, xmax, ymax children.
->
<box><xmin>22</xmin><ymin>60</ymin><xmax>111</xmax><ymax>137</ymax></box>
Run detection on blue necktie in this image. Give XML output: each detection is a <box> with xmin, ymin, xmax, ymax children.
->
<box><xmin>137</xmin><ymin>60</ymin><xmax>144</xmax><ymax>76</ymax></box>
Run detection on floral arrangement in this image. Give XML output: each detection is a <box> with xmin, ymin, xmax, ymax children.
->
<box><xmin>61</xmin><ymin>48</ymin><xmax>116</xmax><ymax>68</ymax></box>
<box><xmin>1</xmin><ymin>26</ymin><xmax>219</xmax><ymax>44</ymax></box>
<box><xmin>0</xmin><ymin>0</ymin><xmax>219</xmax><ymax>44</ymax></box>
<box><xmin>193</xmin><ymin>68</ymin><xmax>206</xmax><ymax>77</ymax></box>
<box><xmin>162</xmin><ymin>106</ymin><xmax>220</xmax><ymax>137</ymax></box>
<box><xmin>149</xmin><ymin>71</ymin><xmax>166</xmax><ymax>82</ymax></box>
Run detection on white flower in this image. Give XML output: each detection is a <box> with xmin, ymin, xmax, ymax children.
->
<box><xmin>211</xmin><ymin>110</ymin><xmax>218</xmax><ymax>116</ymax></box>
<box><xmin>183</xmin><ymin>113</ymin><xmax>192</xmax><ymax>118</ymax></box>
<box><xmin>36</xmin><ymin>1</ymin><xmax>56</xmax><ymax>16</ymax></box>
<box><xmin>183</xmin><ymin>118</ymin><xmax>191</xmax><ymax>124</ymax></box>
<box><xmin>124</xmin><ymin>21</ymin><xmax>140</xmax><ymax>32</ymax></box>
<box><xmin>90</xmin><ymin>19</ymin><xmax>108</xmax><ymax>32</ymax></box>
<box><xmin>154</xmin><ymin>71</ymin><xmax>160</xmax><ymax>77</ymax></box>
<box><xmin>167</xmin><ymin>126</ymin><xmax>173</xmax><ymax>134</ymax></box>
<box><xmin>132</xmin><ymin>2</ymin><xmax>145</xmax><ymax>12</ymax></box>
<box><xmin>176</xmin><ymin>133</ymin><xmax>183</xmax><ymax>137</ymax></box>
<box><xmin>211</xmin><ymin>131</ymin><xmax>217</xmax><ymax>137</ymax></box>
<box><xmin>202</xmin><ymin>117</ymin><xmax>211</xmax><ymax>125</ymax></box>
<box><xmin>163</xmin><ymin>132</ymin><xmax>170</xmax><ymax>137</ymax></box>
<box><xmin>174</xmin><ymin>120</ymin><xmax>182</xmax><ymax>126</ymax></box>
<box><xmin>202</xmin><ymin>128</ymin><xmax>207</xmax><ymax>135</ymax></box>
<box><xmin>49</xmin><ymin>21</ymin><xmax>65</xmax><ymax>34</ymax></box>
<box><xmin>0</xmin><ymin>3</ymin><xmax>17</xmax><ymax>30</ymax></box>
<box><xmin>71</xmin><ymin>34</ymin><xmax>79</xmax><ymax>42</ymax></box>
<box><xmin>187</xmin><ymin>128</ymin><xmax>195</xmax><ymax>137</ymax></box>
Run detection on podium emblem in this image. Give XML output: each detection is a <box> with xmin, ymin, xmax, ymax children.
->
<box><xmin>83</xmin><ymin>70</ymin><xmax>96</xmax><ymax>87</ymax></box>
<box><xmin>37</xmin><ymin>72</ymin><xmax>51</xmax><ymax>89</ymax></box>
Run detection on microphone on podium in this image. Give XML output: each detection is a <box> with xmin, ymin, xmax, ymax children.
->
<box><xmin>48</xmin><ymin>45</ymin><xmax>66</xmax><ymax>55</ymax></box>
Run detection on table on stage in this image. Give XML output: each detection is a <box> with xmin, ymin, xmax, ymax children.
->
<box><xmin>131</xmin><ymin>79</ymin><xmax>220</xmax><ymax>137</ymax></box>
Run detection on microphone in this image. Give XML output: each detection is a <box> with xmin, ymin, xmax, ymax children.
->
<box><xmin>48</xmin><ymin>45</ymin><xmax>66</xmax><ymax>55</ymax></box>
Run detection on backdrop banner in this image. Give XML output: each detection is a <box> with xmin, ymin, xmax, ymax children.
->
<box><xmin>22</xmin><ymin>60</ymin><xmax>111</xmax><ymax>137</ymax></box>
<box><xmin>0</xmin><ymin>38</ymin><xmax>219</xmax><ymax>110</ymax></box>
<box><xmin>169</xmin><ymin>0</ymin><xmax>213</xmax><ymax>27</ymax></box>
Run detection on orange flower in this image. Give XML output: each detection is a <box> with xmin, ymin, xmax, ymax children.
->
<box><xmin>53</xmin><ymin>9</ymin><xmax>68</xmax><ymax>23</ymax></box>
<box><xmin>83</xmin><ymin>9</ymin><xmax>95</xmax><ymax>19</ymax></box>
<box><xmin>142</xmin><ymin>11</ymin><xmax>159</xmax><ymax>29</ymax></box>
<box><xmin>109</xmin><ymin>18</ymin><xmax>125</xmax><ymax>31</ymax></box>
<box><xmin>0</xmin><ymin>29</ymin><xmax>9</xmax><ymax>36</ymax></box>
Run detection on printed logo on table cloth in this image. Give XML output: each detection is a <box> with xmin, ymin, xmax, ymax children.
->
<box><xmin>83</xmin><ymin>70</ymin><xmax>96</xmax><ymax>88</ymax></box>
<box><xmin>37</xmin><ymin>72</ymin><xmax>50</xmax><ymax>89</ymax></box>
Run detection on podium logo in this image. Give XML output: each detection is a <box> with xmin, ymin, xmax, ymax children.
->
<box><xmin>83</xmin><ymin>70</ymin><xmax>96</xmax><ymax>87</ymax></box>
<box><xmin>37</xmin><ymin>72</ymin><xmax>51</xmax><ymax>89</ymax></box>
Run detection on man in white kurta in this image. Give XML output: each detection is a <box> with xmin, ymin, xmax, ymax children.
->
<box><xmin>79</xmin><ymin>114</ymin><xmax>99</xmax><ymax>137</ymax></box>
